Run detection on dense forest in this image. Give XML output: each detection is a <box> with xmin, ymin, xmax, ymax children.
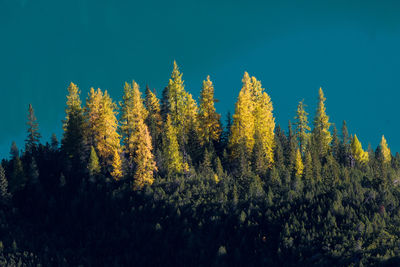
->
<box><xmin>1</xmin><ymin>61</ymin><xmax>400</xmax><ymax>266</ymax></box>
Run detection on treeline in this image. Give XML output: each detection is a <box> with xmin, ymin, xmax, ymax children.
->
<box><xmin>0</xmin><ymin>61</ymin><xmax>400</xmax><ymax>266</ymax></box>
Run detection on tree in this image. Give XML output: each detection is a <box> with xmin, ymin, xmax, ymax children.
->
<box><xmin>10</xmin><ymin>141</ymin><xmax>19</xmax><ymax>159</ymax></box>
<box><xmin>86</xmin><ymin>88</ymin><xmax>122</xmax><ymax>178</ymax></box>
<box><xmin>294</xmin><ymin>100</ymin><xmax>310</xmax><ymax>154</ymax></box>
<box><xmin>229</xmin><ymin>72</ymin><xmax>255</xmax><ymax>158</ymax></box>
<box><xmin>312</xmin><ymin>88</ymin><xmax>331</xmax><ymax>157</ymax></box>
<box><xmin>88</xmin><ymin>146</ymin><xmax>101</xmax><ymax>181</ymax></box>
<box><xmin>133</xmin><ymin>120</ymin><xmax>157</xmax><ymax>189</ymax></box>
<box><xmin>9</xmin><ymin>156</ymin><xmax>25</xmax><ymax>193</ymax></box>
<box><xmin>62</xmin><ymin>82</ymin><xmax>85</xmax><ymax>164</ymax></box>
<box><xmin>350</xmin><ymin>135</ymin><xmax>368</xmax><ymax>164</ymax></box>
<box><xmin>379</xmin><ymin>135</ymin><xmax>391</xmax><ymax>164</ymax></box>
<box><xmin>25</xmin><ymin>104</ymin><xmax>41</xmax><ymax>153</ymax></box>
<box><xmin>294</xmin><ymin>148</ymin><xmax>304</xmax><ymax>177</ymax></box>
<box><xmin>120</xmin><ymin>81</ymin><xmax>148</xmax><ymax>168</ymax></box>
<box><xmin>0</xmin><ymin>164</ymin><xmax>10</xmax><ymax>201</ymax></box>
<box><xmin>145</xmin><ymin>86</ymin><xmax>162</xmax><ymax>147</ymax></box>
<box><xmin>198</xmin><ymin>75</ymin><xmax>221</xmax><ymax>146</ymax></box>
<box><xmin>253</xmin><ymin>76</ymin><xmax>275</xmax><ymax>167</ymax></box>
<box><xmin>162</xmin><ymin>115</ymin><xmax>185</xmax><ymax>176</ymax></box>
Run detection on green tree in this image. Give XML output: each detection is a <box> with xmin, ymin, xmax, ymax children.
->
<box><xmin>25</xmin><ymin>104</ymin><xmax>41</xmax><ymax>153</ymax></box>
<box><xmin>294</xmin><ymin>100</ymin><xmax>310</xmax><ymax>154</ymax></box>
<box><xmin>312</xmin><ymin>88</ymin><xmax>331</xmax><ymax>157</ymax></box>
<box><xmin>0</xmin><ymin>164</ymin><xmax>10</xmax><ymax>201</ymax></box>
<box><xmin>162</xmin><ymin>115</ymin><xmax>185</xmax><ymax>176</ymax></box>
<box><xmin>145</xmin><ymin>86</ymin><xmax>162</xmax><ymax>147</ymax></box>
<box><xmin>88</xmin><ymin>146</ymin><xmax>101</xmax><ymax>181</ymax></box>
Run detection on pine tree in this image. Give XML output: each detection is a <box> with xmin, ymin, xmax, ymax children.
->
<box><xmin>379</xmin><ymin>135</ymin><xmax>391</xmax><ymax>164</ymax></box>
<box><xmin>294</xmin><ymin>148</ymin><xmax>304</xmax><ymax>176</ymax></box>
<box><xmin>133</xmin><ymin>120</ymin><xmax>157</xmax><ymax>189</ymax></box>
<box><xmin>25</xmin><ymin>104</ymin><xmax>41</xmax><ymax>153</ymax></box>
<box><xmin>88</xmin><ymin>146</ymin><xmax>101</xmax><ymax>180</ymax></box>
<box><xmin>229</xmin><ymin>72</ymin><xmax>255</xmax><ymax>158</ymax></box>
<box><xmin>312</xmin><ymin>88</ymin><xmax>331</xmax><ymax>157</ymax></box>
<box><xmin>350</xmin><ymin>135</ymin><xmax>369</xmax><ymax>164</ymax></box>
<box><xmin>9</xmin><ymin>156</ymin><xmax>25</xmax><ymax>193</ymax></box>
<box><xmin>0</xmin><ymin>164</ymin><xmax>10</xmax><ymax>201</ymax></box>
<box><xmin>144</xmin><ymin>86</ymin><xmax>162</xmax><ymax>147</ymax></box>
<box><xmin>294</xmin><ymin>100</ymin><xmax>310</xmax><ymax>154</ymax></box>
<box><xmin>198</xmin><ymin>75</ymin><xmax>221</xmax><ymax>146</ymax></box>
<box><xmin>62</xmin><ymin>82</ymin><xmax>85</xmax><ymax>163</ymax></box>
<box><xmin>162</xmin><ymin>115</ymin><xmax>185</xmax><ymax>176</ymax></box>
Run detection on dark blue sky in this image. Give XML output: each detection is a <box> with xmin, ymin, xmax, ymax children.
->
<box><xmin>1</xmin><ymin>0</ymin><xmax>399</xmax><ymax>158</ymax></box>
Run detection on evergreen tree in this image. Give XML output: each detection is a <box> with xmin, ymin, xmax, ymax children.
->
<box><xmin>294</xmin><ymin>148</ymin><xmax>304</xmax><ymax>177</ymax></box>
<box><xmin>294</xmin><ymin>100</ymin><xmax>310</xmax><ymax>154</ymax></box>
<box><xmin>62</xmin><ymin>82</ymin><xmax>85</xmax><ymax>164</ymax></box>
<box><xmin>312</xmin><ymin>88</ymin><xmax>331</xmax><ymax>157</ymax></box>
<box><xmin>144</xmin><ymin>86</ymin><xmax>162</xmax><ymax>147</ymax></box>
<box><xmin>10</xmin><ymin>141</ymin><xmax>19</xmax><ymax>159</ymax></box>
<box><xmin>9</xmin><ymin>156</ymin><xmax>25</xmax><ymax>193</ymax></box>
<box><xmin>350</xmin><ymin>135</ymin><xmax>368</xmax><ymax>164</ymax></box>
<box><xmin>88</xmin><ymin>146</ymin><xmax>101</xmax><ymax>181</ymax></box>
<box><xmin>110</xmin><ymin>149</ymin><xmax>123</xmax><ymax>181</ymax></box>
<box><xmin>379</xmin><ymin>135</ymin><xmax>391</xmax><ymax>164</ymax></box>
<box><xmin>198</xmin><ymin>75</ymin><xmax>222</xmax><ymax>146</ymax></box>
<box><xmin>51</xmin><ymin>133</ymin><xmax>59</xmax><ymax>151</ymax></box>
<box><xmin>0</xmin><ymin>164</ymin><xmax>10</xmax><ymax>201</ymax></box>
<box><xmin>25</xmin><ymin>104</ymin><xmax>41</xmax><ymax>153</ymax></box>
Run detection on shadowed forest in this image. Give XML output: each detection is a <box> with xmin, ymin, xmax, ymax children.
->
<box><xmin>1</xmin><ymin>62</ymin><xmax>400</xmax><ymax>266</ymax></box>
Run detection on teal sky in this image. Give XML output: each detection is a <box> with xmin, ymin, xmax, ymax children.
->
<box><xmin>1</xmin><ymin>0</ymin><xmax>400</xmax><ymax>158</ymax></box>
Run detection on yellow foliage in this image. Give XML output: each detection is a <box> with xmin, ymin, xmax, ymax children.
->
<box><xmin>163</xmin><ymin>115</ymin><xmax>184</xmax><ymax>175</ymax></box>
<box><xmin>312</xmin><ymin>88</ymin><xmax>332</xmax><ymax>157</ymax></box>
<box><xmin>110</xmin><ymin>149</ymin><xmax>123</xmax><ymax>180</ymax></box>
<box><xmin>380</xmin><ymin>135</ymin><xmax>391</xmax><ymax>164</ymax></box>
<box><xmin>350</xmin><ymin>135</ymin><xmax>369</xmax><ymax>164</ymax></box>
<box><xmin>294</xmin><ymin>148</ymin><xmax>304</xmax><ymax>176</ymax></box>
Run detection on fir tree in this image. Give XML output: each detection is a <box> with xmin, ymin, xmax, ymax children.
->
<box><xmin>162</xmin><ymin>115</ymin><xmax>185</xmax><ymax>176</ymax></box>
<box><xmin>25</xmin><ymin>104</ymin><xmax>41</xmax><ymax>153</ymax></box>
<box><xmin>294</xmin><ymin>148</ymin><xmax>304</xmax><ymax>177</ymax></box>
<box><xmin>144</xmin><ymin>86</ymin><xmax>162</xmax><ymax>147</ymax></box>
<box><xmin>0</xmin><ymin>164</ymin><xmax>10</xmax><ymax>201</ymax></box>
<box><xmin>88</xmin><ymin>146</ymin><xmax>101</xmax><ymax>181</ymax></box>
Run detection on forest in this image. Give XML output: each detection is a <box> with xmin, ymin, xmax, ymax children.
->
<box><xmin>0</xmin><ymin>61</ymin><xmax>400</xmax><ymax>266</ymax></box>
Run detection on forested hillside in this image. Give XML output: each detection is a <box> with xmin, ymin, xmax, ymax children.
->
<box><xmin>1</xmin><ymin>62</ymin><xmax>400</xmax><ymax>266</ymax></box>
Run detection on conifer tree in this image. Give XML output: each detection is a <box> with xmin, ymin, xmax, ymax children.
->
<box><xmin>229</xmin><ymin>72</ymin><xmax>255</xmax><ymax>158</ymax></box>
<box><xmin>62</xmin><ymin>82</ymin><xmax>85</xmax><ymax>163</ymax></box>
<box><xmin>294</xmin><ymin>100</ymin><xmax>310</xmax><ymax>154</ymax></box>
<box><xmin>379</xmin><ymin>135</ymin><xmax>391</xmax><ymax>164</ymax></box>
<box><xmin>162</xmin><ymin>115</ymin><xmax>185</xmax><ymax>176</ymax></box>
<box><xmin>133</xmin><ymin>120</ymin><xmax>157</xmax><ymax>189</ymax></box>
<box><xmin>350</xmin><ymin>135</ymin><xmax>369</xmax><ymax>164</ymax></box>
<box><xmin>312</xmin><ymin>88</ymin><xmax>332</xmax><ymax>157</ymax></box>
<box><xmin>144</xmin><ymin>86</ymin><xmax>162</xmax><ymax>147</ymax></box>
<box><xmin>50</xmin><ymin>133</ymin><xmax>59</xmax><ymax>151</ymax></box>
<box><xmin>0</xmin><ymin>164</ymin><xmax>10</xmax><ymax>201</ymax></box>
<box><xmin>10</xmin><ymin>141</ymin><xmax>19</xmax><ymax>159</ymax></box>
<box><xmin>88</xmin><ymin>146</ymin><xmax>101</xmax><ymax>180</ymax></box>
<box><xmin>86</xmin><ymin>88</ymin><xmax>122</xmax><ymax>178</ymax></box>
<box><xmin>198</xmin><ymin>75</ymin><xmax>221</xmax><ymax>146</ymax></box>
<box><xmin>294</xmin><ymin>148</ymin><xmax>304</xmax><ymax>176</ymax></box>
<box><xmin>9</xmin><ymin>156</ymin><xmax>25</xmax><ymax>193</ymax></box>
<box><xmin>253</xmin><ymin>77</ymin><xmax>275</xmax><ymax>166</ymax></box>
<box><xmin>120</xmin><ymin>81</ymin><xmax>148</xmax><ymax>166</ymax></box>
<box><xmin>25</xmin><ymin>104</ymin><xmax>41</xmax><ymax>153</ymax></box>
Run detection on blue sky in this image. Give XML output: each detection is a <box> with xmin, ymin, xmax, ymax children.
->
<box><xmin>0</xmin><ymin>0</ymin><xmax>399</xmax><ymax>158</ymax></box>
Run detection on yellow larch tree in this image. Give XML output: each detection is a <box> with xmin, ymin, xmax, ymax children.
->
<box><xmin>350</xmin><ymin>135</ymin><xmax>369</xmax><ymax>164</ymax></box>
<box><xmin>229</xmin><ymin>72</ymin><xmax>255</xmax><ymax>158</ymax></box>
<box><xmin>145</xmin><ymin>86</ymin><xmax>163</xmax><ymax>146</ymax></box>
<box><xmin>380</xmin><ymin>135</ymin><xmax>391</xmax><ymax>164</ymax></box>
<box><xmin>294</xmin><ymin>148</ymin><xmax>304</xmax><ymax>176</ymax></box>
<box><xmin>162</xmin><ymin>115</ymin><xmax>186</xmax><ymax>176</ymax></box>
<box><xmin>198</xmin><ymin>75</ymin><xmax>221</xmax><ymax>146</ymax></box>
<box><xmin>312</xmin><ymin>88</ymin><xmax>332</xmax><ymax>157</ymax></box>
<box><xmin>133</xmin><ymin>119</ymin><xmax>157</xmax><ymax>189</ymax></box>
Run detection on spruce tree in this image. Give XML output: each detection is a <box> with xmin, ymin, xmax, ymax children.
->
<box><xmin>162</xmin><ymin>115</ymin><xmax>185</xmax><ymax>176</ymax></box>
<box><xmin>25</xmin><ymin>104</ymin><xmax>41</xmax><ymax>153</ymax></box>
<box><xmin>144</xmin><ymin>86</ymin><xmax>162</xmax><ymax>147</ymax></box>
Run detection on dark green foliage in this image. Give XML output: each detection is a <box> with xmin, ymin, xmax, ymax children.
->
<box><xmin>25</xmin><ymin>104</ymin><xmax>41</xmax><ymax>153</ymax></box>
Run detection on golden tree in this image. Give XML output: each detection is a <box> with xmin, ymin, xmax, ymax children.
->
<box><xmin>380</xmin><ymin>135</ymin><xmax>391</xmax><ymax>164</ymax></box>
<box><xmin>350</xmin><ymin>135</ymin><xmax>369</xmax><ymax>164</ymax></box>
<box><xmin>312</xmin><ymin>88</ymin><xmax>332</xmax><ymax>157</ymax></box>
